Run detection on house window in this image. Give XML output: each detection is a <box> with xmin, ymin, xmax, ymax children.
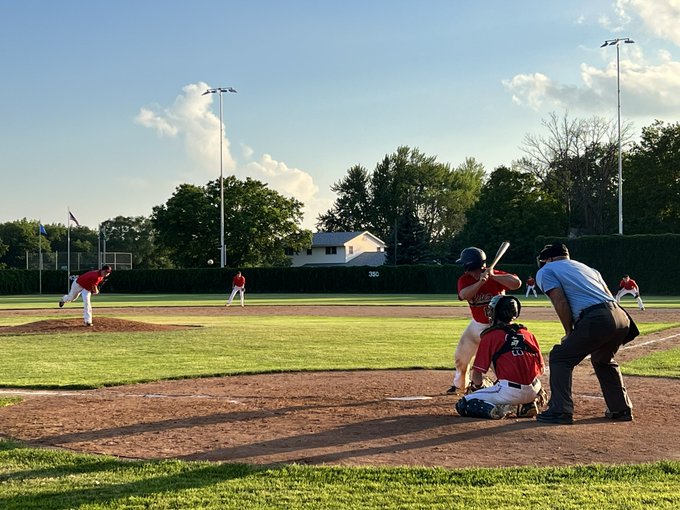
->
<box><xmin>306</xmin><ymin>248</ymin><xmax>313</xmax><ymax>255</ymax></box>
<box><xmin>348</xmin><ymin>246</ymin><xmax>354</xmax><ymax>255</ymax></box>
<box><xmin>325</xmin><ymin>246</ymin><xmax>337</xmax><ymax>255</ymax></box>
<box><xmin>377</xmin><ymin>247</ymin><xmax>382</xmax><ymax>252</ymax></box>
<box><xmin>284</xmin><ymin>248</ymin><xmax>297</xmax><ymax>256</ymax></box>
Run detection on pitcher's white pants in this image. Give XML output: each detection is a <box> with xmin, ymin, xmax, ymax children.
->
<box><xmin>62</xmin><ymin>282</ymin><xmax>94</xmax><ymax>324</ymax></box>
<box><xmin>227</xmin><ymin>285</ymin><xmax>245</xmax><ymax>306</ymax></box>
<box><xmin>453</xmin><ymin>319</ymin><xmax>488</xmax><ymax>390</ymax></box>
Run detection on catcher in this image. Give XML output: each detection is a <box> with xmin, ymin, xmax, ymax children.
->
<box><xmin>455</xmin><ymin>295</ymin><xmax>546</xmax><ymax>419</ymax></box>
<box><xmin>59</xmin><ymin>265</ymin><xmax>112</xmax><ymax>326</ymax></box>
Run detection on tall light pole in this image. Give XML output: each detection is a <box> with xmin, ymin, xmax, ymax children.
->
<box><xmin>601</xmin><ymin>37</ymin><xmax>634</xmax><ymax>235</ymax></box>
<box><xmin>203</xmin><ymin>87</ymin><xmax>237</xmax><ymax>267</ymax></box>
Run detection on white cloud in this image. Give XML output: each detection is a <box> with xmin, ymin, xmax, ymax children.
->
<box><xmin>136</xmin><ymin>82</ymin><xmax>324</xmax><ymax>229</ymax></box>
<box><xmin>504</xmin><ymin>1</ymin><xmax>680</xmax><ymax>118</ymax></box>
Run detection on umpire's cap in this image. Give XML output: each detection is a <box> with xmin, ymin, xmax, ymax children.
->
<box><xmin>537</xmin><ymin>243</ymin><xmax>569</xmax><ymax>268</ymax></box>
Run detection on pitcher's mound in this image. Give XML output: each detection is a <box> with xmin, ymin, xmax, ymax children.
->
<box><xmin>0</xmin><ymin>318</ymin><xmax>194</xmax><ymax>334</ymax></box>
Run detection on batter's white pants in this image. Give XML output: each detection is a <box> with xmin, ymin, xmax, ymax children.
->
<box><xmin>615</xmin><ymin>288</ymin><xmax>644</xmax><ymax>310</ymax></box>
<box><xmin>452</xmin><ymin>319</ymin><xmax>489</xmax><ymax>390</ymax></box>
<box><xmin>526</xmin><ymin>285</ymin><xmax>538</xmax><ymax>297</ymax></box>
<box><xmin>463</xmin><ymin>378</ymin><xmax>542</xmax><ymax>406</ymax></box>
<box><xmin>227</xmin><ymin>285</ymin><xmax>245</xmax><ymax>306</ymax></box>
<box><xmin>62</xmin><ymin>282</ymin><xmax>94</xmax><ymax>324</ymax></box>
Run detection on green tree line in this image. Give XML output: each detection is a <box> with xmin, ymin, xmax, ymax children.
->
<box><xmin>1</xmin><ymin>116</ymin><xmax>678</xmax><ymax>269</ymax></box>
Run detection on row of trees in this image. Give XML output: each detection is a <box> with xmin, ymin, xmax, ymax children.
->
<box><xmin>317</xmin><ymin>116</ymin><xmax>680</xmax><ymax>264</ymax></box>
<box><xmin>1</xmin><ymin>115</ymin><xmax>678</xmax><ymax>269</ymax></box>
<box><xmin>0</xmin><ymin>177</ymin><xmax>311</xmax><ymax>269</ymax></box>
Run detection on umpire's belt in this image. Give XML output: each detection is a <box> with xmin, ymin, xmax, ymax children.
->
<box><xmin>579</xmin><ymin>301</ymin><xmax>617</xmax><ymax>321</ymax></box>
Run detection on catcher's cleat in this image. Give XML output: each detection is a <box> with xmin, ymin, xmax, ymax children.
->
<box><xmin>446</xmin><ymin>385</ymin><xmax>459</xmax><ymax>395</ymax></box>
<box><xmin>516</xmin><ymin>401</ymin><xmax>538</xmax><ymax>418</ymax></box>
<box><xmin>58</xmin><ymin>300</ymin><xmax>64</xmax><ymax>308</ymax></box>
<box><xmin>605</xmin><ymin>408</ymin><xmax>633</xmax><ymax>421</ymax></box>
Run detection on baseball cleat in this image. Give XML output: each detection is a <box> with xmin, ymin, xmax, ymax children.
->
<box><xmin>605</xmin><ymin>408</ymin><xmax>633</xmax><ymax>421</ymax></box>
<box><xmin>446</xmin><ymin>385</ymin><xmax>459</xmax><ymax>395</ymax></box>
<box><xmin>536</xmin><ymin>411</ymin><xmax>573</xmax><ymax>425</ymax></box>
<box><xmin>58</xmin><ymin>300</ymin><xmax>64</xmax><ymax>308</ymax></box>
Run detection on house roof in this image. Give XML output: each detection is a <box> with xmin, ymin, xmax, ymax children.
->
<box><xmin>312</xmin><ymin>231</ymin><xmax>385</xmax><ymax>247</ymax></box>
<box><xmin>345</xmin><ymin>252</ymin><xmax>387</xmax><ymax>266</ymax></box>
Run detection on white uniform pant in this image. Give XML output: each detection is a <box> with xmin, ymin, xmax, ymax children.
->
<box><xmin>526</xmin><ymin>285</ymin><xmax>538</xmax><ymax>297</ymax></box>
<box><xmin>462</xmin><ymin>378</ymin><xmax>542</xmax><ymax>406</ymax></box>
<box><xmin>453</xmin><ymin>319</ymin><xmax>488</xmax><ymax>389</ymax></box>
<box><xmin>228</xmin><ymin>285</ymin><xmax>245</xmax><ymax>306</ymax></box>
<box><xmin>615</xmin><ymin>288</ymin><xmax>644</xmax><ymax>310</ymax></box>
<box><xmin>62</xmin><ymin>282</ymin><xmax>94</xmax><ymax>324</ymax></box>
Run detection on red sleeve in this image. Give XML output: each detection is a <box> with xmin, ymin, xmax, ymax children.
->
<box><xmin>472</xmin><ymin>331</ymin><xmax>494</xmax><ymax>373</ymax></box>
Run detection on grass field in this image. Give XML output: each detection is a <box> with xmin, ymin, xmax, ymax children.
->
<box><xmin>1</xmin><ymin>294</ymin><xmax>679</xmax><ymax>508</ymax></box>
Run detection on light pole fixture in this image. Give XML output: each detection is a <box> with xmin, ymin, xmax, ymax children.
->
<box><xmin>202</xmin><ymin>86</ymin><xmax>237</xmax><ymax>267</ymax></box>
<box><xmin>601</xmin><ymin>37</ymin><xmax>634</xmax><ymax>235</ymax></box>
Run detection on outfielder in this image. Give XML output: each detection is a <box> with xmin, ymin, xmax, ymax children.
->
<box><xmin>615</xmin><ymin>275</ymin><xmax>645</xmax><ymax>311</ymax></box>
<box><xmin>455</xmin><ymin>295</ymin><xmax>546</xmax><ymax>419</ymax></box>
<box><xmin>447</xmin><ymin>247</ymin><xmax>521</xmax><ymax>395</ymax></box>
<box><xmin>226</xmin><ymin>270</ymin><xmax>246</xmax><ymax>307</ymax></box>
<box><xmin>59</xmin><ymin>265</ymin><xmax>112</xmax><ymax>326</ymax></box>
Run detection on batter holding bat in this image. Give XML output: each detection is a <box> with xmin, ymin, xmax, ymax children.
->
<box><xmin>447</xmin><ymin>243</ymin><xmax>521</xmax><ymax>395</ymax></box>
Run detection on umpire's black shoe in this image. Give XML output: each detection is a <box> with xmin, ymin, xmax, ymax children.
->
<box><xmin>536</xmin><ymin>410</ymin><xmax>574</xmax><ymax>425</ymax></box>
<box><xmin>605</xmin><ymin>408</ymin><xmax>633</xmax><ymax>421</ymax></box>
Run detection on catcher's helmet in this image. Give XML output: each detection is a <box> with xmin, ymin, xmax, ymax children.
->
<box><xmin>456</xmin><ymin>247</ymin><xmax>486</xmax><ymax>271</ymax></box>
<box><xmin>486</xmin><ymin>295</ymin><xmax>521</xmax><ymax>324</ymax></box>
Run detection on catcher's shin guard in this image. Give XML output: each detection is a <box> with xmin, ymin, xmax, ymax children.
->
<box><xmin>457</xmin><ymin>398</ymin><xmax>511</xmax><ymax>420</ymax></box>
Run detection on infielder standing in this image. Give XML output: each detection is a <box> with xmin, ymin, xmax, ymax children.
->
<box><xmin>226</xmin><ymin>270</ymin><xmax>246</xmax><ymax>307</ymax></box>
<box><xmin>615</xmin><ymin>275</ymin><xmax>645</xmax><ymax>311</ymax></box>
<box><xmin>59</xmin><ymin>265</ymin><xmax>112</xmax><ymax>326</ymax></box>
<box><xmin>525</xmin><ymin>274</ymin><xmax>538</xmax><ymax>297</ymax></box>
<box><xmin>447</xmin><ymin>247</ymin><xmax>521</xmax><ymax>395</ymax></box>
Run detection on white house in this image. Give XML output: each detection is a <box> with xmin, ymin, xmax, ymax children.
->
<box><xmin>288</xmin><ymin>231</ymin><xmax>387</xmax><ymax>267</ymax></box>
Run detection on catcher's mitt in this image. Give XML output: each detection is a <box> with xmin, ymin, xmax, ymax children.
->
<box><xmin>464</xmin><ymin>376</ymin><xmax>494</xmax><ymax>395</ymax></box>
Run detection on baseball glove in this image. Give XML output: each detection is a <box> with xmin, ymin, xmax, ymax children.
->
<box><xmin>464</xmin><ymin>376</ymin><xmax>494</xmax><ymax>395</ymax></box>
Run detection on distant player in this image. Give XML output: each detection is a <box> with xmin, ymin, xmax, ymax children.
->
<box><xmin>525</xmin><ymin>274</ymin><xmax>538</xmax><ymax>297</ymax></box>
<box><xmin>447</xmin><ymin>247</ymin><xmax>521</xmax><ymax>395</ymax></box>
<box><xmin>227</xmin><ymin>270</ymin><xmax>246</xmax><ymax>307</ymax></box>
<box><xmin>455</xmin><ymin>295</ymin><xmax>546</xmax><ymax>419</ymax></box>
<box><xmin>615</xmin><ymin>275</ymin><xmax>645</xmax><ymax>311</ymax></box>
<box><xmin>59</xmin><ymin>265</ymin><xmax>113</xmax><ymax>326</ymax></box>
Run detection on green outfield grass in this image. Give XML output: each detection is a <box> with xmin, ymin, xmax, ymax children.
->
<box><xmin>0</xmin><ymin>439</ymin><xmax>678</xmax><ymax>510</ymax></box>
<box><xmin>0</xmin><ymin>314</ymin><xmax>677</xmax><ymax>388</ymax></box>
<box><xmin>1</xmin><ymin>293</ymin><xmax>679</xmax><ymax>309</ymax></box>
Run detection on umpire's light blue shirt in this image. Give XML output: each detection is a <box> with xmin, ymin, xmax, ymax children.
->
<box><xmin>536</xmin><ymin>259</ymin><xmax>614</xmax><ymax>321</ymax></box>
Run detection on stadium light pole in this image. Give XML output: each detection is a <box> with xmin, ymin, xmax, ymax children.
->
<box><xmin>202</xmin><ymin>87</ymin><xmax>237</xmax><ymax>267</ymax></box>
<box><xmin>601</xmin><ymin>37</ymin><xmax>634</xmax><ymax>235</ymax></box>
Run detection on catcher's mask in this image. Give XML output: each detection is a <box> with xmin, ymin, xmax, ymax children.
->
<box><xmin>486</xmin><ymin>295</ymin><xmax>521</xmax><ymax>324</ymax></box>
<box><xmin>456</xmin><ymin>247</ymin><xmax>486</xmax><ymax>271</ymax></box>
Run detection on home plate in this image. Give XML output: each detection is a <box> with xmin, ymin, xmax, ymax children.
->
<box><xmin>386</xmin><ymin>396</ymin><xmax>433</xmax><ymax>401</ymax></box>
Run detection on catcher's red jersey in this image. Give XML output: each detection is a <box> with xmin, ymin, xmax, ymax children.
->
<box><xmin>473</xmin><ymin>326</ymin><xmax>544</xmax><ymax>385</ymax></box>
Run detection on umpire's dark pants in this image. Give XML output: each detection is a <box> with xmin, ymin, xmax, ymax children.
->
<box><xmin>547</xmin><ymin>303</ymin><xmax>633</xmax><ymax>415</ymax></box>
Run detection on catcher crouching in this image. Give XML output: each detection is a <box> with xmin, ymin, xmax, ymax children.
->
<box><xmin>455</xmin><ymin>295</ymin><xmax>547</xmax><ymax>419</ymax></box>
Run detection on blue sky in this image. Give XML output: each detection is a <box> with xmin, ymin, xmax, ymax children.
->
<box><xmin>2</xmin><ymin>1</ymin><xmax>679</xmax><ymax>230</ymax></box>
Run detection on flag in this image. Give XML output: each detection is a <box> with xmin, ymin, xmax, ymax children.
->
<box><xmin>69</xmin><ymin>211</ymin><xmax>80</xmax><ymax>226</ymax></box>
<box><xmin>39</xmin><ymin>224</ymin><xmax>47</xmax><ymax>236</ymax></box>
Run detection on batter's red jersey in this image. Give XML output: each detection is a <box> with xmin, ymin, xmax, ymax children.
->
<box><xmin>458</xmin><ymin>269</ymin><xmax>515</xmax><ymax>323</ymax></box>
<box><xmin>620</xmin><ymin>278</ymin><xmax>638</xmax><ymax>291</ymax></box>
<box><xmin>233</xmin><ymin>275</ymin><xmax>245</xmax><ymax>287</ymax></box>
<box><xmin>76</xmin><ymin>270</ymin><xmax>107</xmax><ymax>293</ymax></box>
<box><xmin>473</xmin><ymin>326</ymin><xmax>544</xmax><ymax>385</ymax></box>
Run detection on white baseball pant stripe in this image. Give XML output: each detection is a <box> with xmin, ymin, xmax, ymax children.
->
<box><xmin>463</xmin><ymin>378</ymin><xmax>542</xmax><ymax>406</ymax></box>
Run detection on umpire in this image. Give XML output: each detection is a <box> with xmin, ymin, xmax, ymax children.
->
<box><xmin>534</xmin><ymin>243</ymin><xmax>638</xmax><ymax>425</ymax></box>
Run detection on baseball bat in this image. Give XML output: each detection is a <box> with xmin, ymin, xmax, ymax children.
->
<box><xmin>487</xmin><ymin>241</ymin><xmax>510</xmax><ymax>271</ymax></box>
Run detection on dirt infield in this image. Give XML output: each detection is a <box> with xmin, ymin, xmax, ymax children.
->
<box><xmin>1</xmin><ymin>305</ymin><xmax>679</xmax><ymax>468</ymax></box>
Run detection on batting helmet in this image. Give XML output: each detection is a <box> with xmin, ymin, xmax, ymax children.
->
<box><xmin>456</xmin><ymin>247</ymin><xmax>486</xmax><ymax>271</ymax></box>
<box><xmin>486</xmin><ymin>295</ymin><xmax>521</xmax><ymax>324</ymax></box>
